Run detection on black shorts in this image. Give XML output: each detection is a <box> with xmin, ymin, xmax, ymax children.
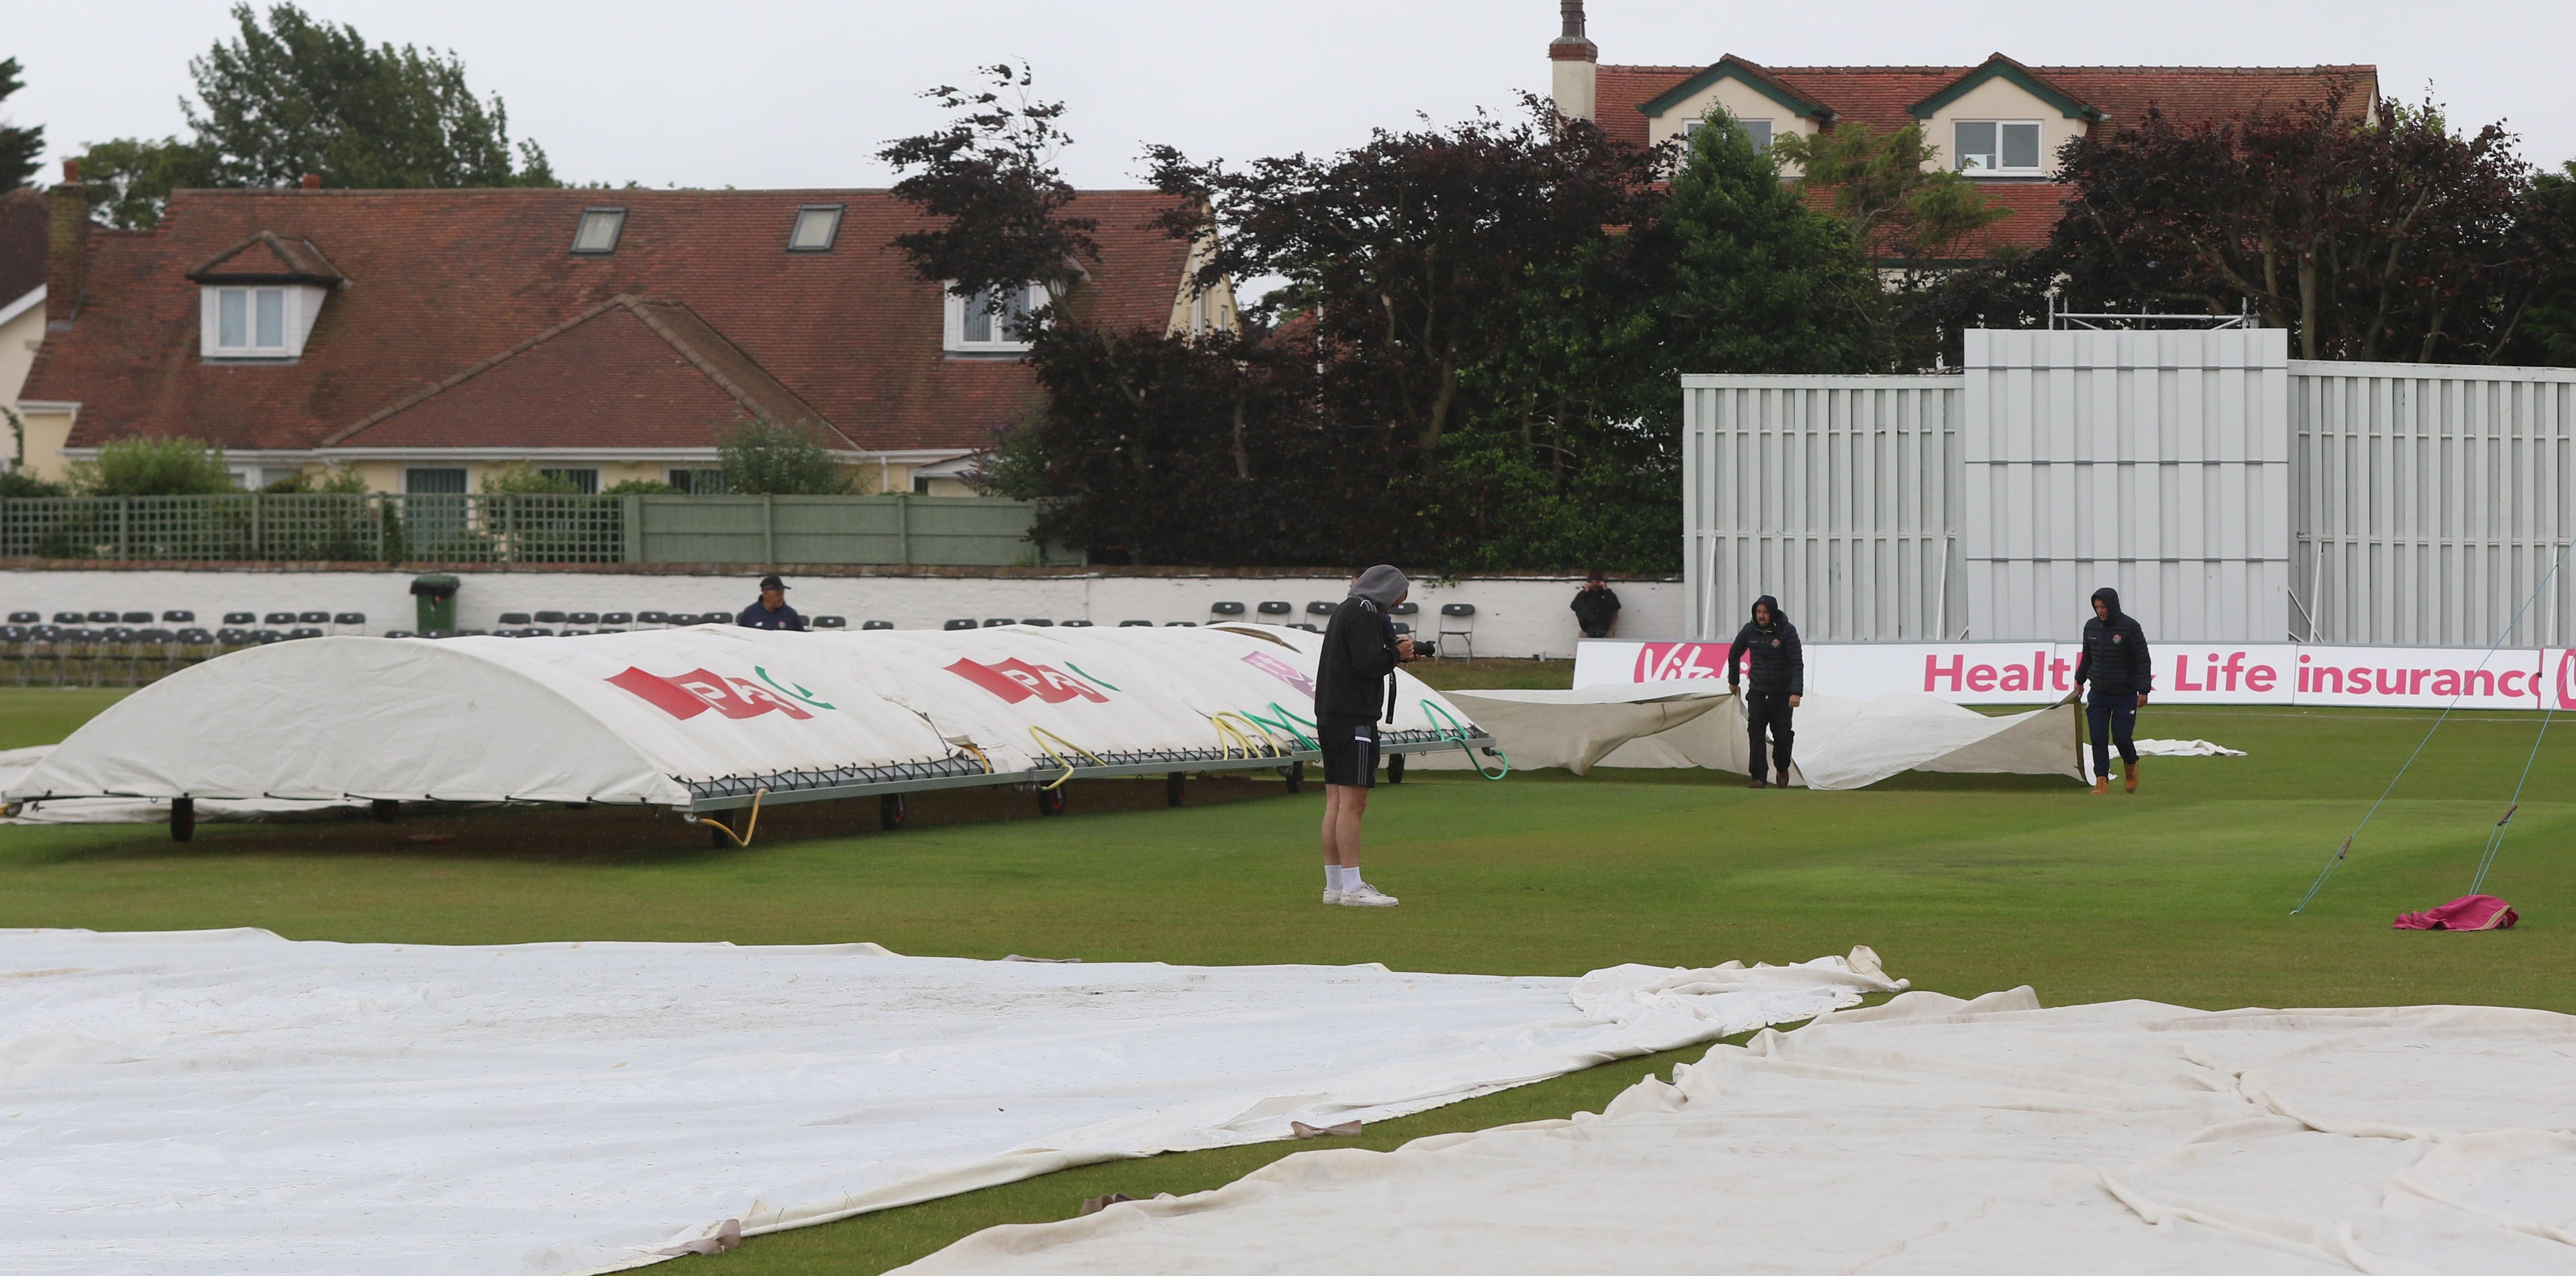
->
<box><xmin>1318</xmin><ymin>718</ymin><xmax>1379</xmax><ymax>788</ymax></box>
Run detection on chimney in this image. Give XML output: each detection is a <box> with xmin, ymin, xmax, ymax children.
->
<box><xmin>301</xmin><ymin>173</ymin><xmax>321</xmax><ymax>190</ymax></box>
<box><xmin>1550</xmin><ymin>0</ymin><xmax>1598</xmax><ymax>122</ymax></box>
<box><xmin>46</xmin><ymin>159</ymin><xmax>89</xmax><ymax>326</ymax></box>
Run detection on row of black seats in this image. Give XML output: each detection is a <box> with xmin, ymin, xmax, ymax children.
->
<box><xmin>490</xmin><ymin>611</ymin><xmax>868</xmax><ymax>629</ymax></box>
<box><xmin>0</xmin><ymin>624</ymin><xmax>227</xmax><ymax>644</ymax></box>
<box><xmin>6</xmin><ymin>610</ymin><xmax>366</xmax><ymax>627</ymax></box>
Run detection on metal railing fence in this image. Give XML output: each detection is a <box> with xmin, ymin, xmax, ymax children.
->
<box><xmin>0</xmin><ymin>494</ymin><xmax>1076</xmax><ymax>567</ymax></box>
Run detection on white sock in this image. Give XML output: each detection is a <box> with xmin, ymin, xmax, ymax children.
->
<box><xmin>1326</xmin><ymin>865</ymin><xmax>1348</xmax><ymax>892</ymax></box>
<box><xmin>1344</xmin><ymin>870</ymin><xmax>1366</xmax><ymax>893</ymax></box>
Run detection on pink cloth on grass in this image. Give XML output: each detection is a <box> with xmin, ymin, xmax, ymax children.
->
<box><xmin>2391</xmin><ymin>894</ymin><xmax>2518</xmax><ymax>931</ymax></box>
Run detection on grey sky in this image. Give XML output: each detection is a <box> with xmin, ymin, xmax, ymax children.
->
<box><xmin>9</xmin><ymin>0</ymin><xmax>2571</xmax><ymax>191</ymax></box>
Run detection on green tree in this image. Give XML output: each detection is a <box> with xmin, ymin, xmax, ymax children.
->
<box><xmin>603</xmin><ymin>478</ymin><xmax>680</xmax><ymax>496</ymax></box>
<box><xmin>260</xmin><ymin>464</ymin><xmax>369</xmax><ymax>493</ymax></box>
<box><xmin>719</xmin><ymin>422</ymin><xmax>849</xmax><ymax>495</ymax></box>
<box><xmin>1653</xmin><ymin>110</ymin><xmax>1884</xmax><ymax>374</ymax></box>
<box><xmin>1771</xmin><ymin>120</ymin><xmax>2011</xmax><ymax>271</ymax></box>
<box><xmin>2501</xmin><ymin>161</ymin><xmax>2576</xmax><ymax>367</ymax></box>
<box><xmin>71</xmin><ymin>2</ymin><xmax>555</xmax><ymax>229</ymax></box>
<box><xmin>68</xmin><ymin>437</ymin><xmax>237</xmax><ymax>496</ymax></box>
<box><xmin>0</xmin><ymin>57</ymin><xmax>42</xmax><ymax>189</ymax></box>
<box><xmin>879</xmin><ymin>64</ymin><xmax>1096</xmax><ymax>337</ymax></box>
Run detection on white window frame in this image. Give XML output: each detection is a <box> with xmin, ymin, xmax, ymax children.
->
<box><xmin>787</xmin><ymin>205</ymin><xmax>843</xmax><ymax>252</ymax></box>
<box><xmin>1684</xmin><ymin>117</ymin><xmax>1774</xmax><ymax>152</ymax></box>
<box><xmin>1953</xmin><ymin>119</ymin><xmax>2045</xmax><ymax>176</ymax></box>
<box><xmin>403</xmin><ymin>467</ymin><xmax>470</xmax><ymax>495</ymax></box>
<box><xmin>203</xmin><ymin>285</ymin><xmax>292</xmax><ymax>357</ymax></box>
<box><xmin>942</xmin><ymin>281</ymin><xmax>1049</xmax><ymax>353</ymax></box>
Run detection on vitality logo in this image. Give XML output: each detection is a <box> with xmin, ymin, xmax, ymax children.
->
<box><xmin>608</xmin><ymin>665</ymin><xmax>835</xmax><ymax>720</ymax></box>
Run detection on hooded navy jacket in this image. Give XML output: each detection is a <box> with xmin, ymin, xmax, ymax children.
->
<box><xmin>2073</xmin><ymin>587</ymin><xmax>2155</xmax><ymax>696</ymax></box>
<box><xmin>1314</xmin><ymin>566</ymin><xmax>1406</xmax><ymax>723</ymax></box>
<box><xmin>1725</xmin><ymin>595</ymin><xmax>1804</xmax><ymax>696</ymax></box>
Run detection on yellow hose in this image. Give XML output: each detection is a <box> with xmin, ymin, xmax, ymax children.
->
<box><xmin>1210</xmin><ymin>711</ymin><xmax>1286</xmax><ymax>759</ymax></box>
<box><xmin>1028</xmin><ymin>726</ymin><xmax>1106</xmax><ymax>790</ymax></box>
<box><xmin>959</xmin><ymin>742</ymin><xmax>992</xmax><ymax>774</ymax></box>
<box><xmin>695</xmin><ymin>787</ymin><xmax>768</xmax><ymax>847</ymax></box>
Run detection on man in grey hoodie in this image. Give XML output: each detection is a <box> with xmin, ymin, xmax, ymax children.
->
<box><xmin>1310</xmin><ymin>565</ymin><xmax>1416</xmax><ymax>907</ymax></box>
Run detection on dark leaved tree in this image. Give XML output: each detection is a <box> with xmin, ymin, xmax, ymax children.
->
<box><xmin>0</xmin><ymin>58</ymin><xmax>42</xmax><ymax>189</ymax></box>
<box><xmin>72</xmin><ymin>2</ymin><xmax>555</xmax><ymax>228</ymax></box>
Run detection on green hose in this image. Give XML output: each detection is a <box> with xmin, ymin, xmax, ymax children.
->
<box><xmin>1421</xmin><ymin>699</ymin><xmax>1509</xmax><ymax>780</ymax></box>
<box><xmin>1240</xmin><ymin>701</ymin><xmax>1319</xmax><ymax>751</ymax></box>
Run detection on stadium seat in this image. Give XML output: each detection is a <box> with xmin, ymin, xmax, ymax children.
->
<box><xmin>635</xmin><ymin>610</ymin><xmax>668</xmax><ymax>625</ymax></box>
<box><xmin>497</xmin><ymin>612</ymin><xmax>532</xmax><ymax>626</ymax></box>
<box><xmin>1210</xmin><ymin>601</ymin><xmax>1246</xmax><ymax>616</ymax></box>
<box><xmin>136</xmin><ymin>628</ymin><xmax>173</xmax><ymax>643</ymax></box>
<box><xmin>287</xmin><ymin>627</ymin><xmax>324</xmax><ymax>640</ymax></box>
<box><xmin>1393</xmin><ymin>622</ymin><xmax>1413</xmax><ymax>635</ymax></box>
<box><xmin>1165</xmin><ymin>621</ymin><xmax>1196</xmax><ymax>626</ymax></box>
<box><xmin>252</xmin><ymin>630</ymin><xmax>285</xmax><ymax>643</ymax></box>
<box><xmin>215</xmin><ymin>628</ymin><xmax>249</xmax><ymax>645</ymax></box>
<box><xmin>455</xmin><ymin>629</ymin><xmax>489</xmax><ymax>637</ymax></box>
<box><xmin>223</xmin><ymin>612</ymin><xmax>255</xmax><ymax>625</ymax></box>
<box><xmin>565</xmin><ymin>611</ymin><xmax>598</xmax><ymax>626</ymax></box>
<box><xmin>162</xmin><ymin>610</ymin><xmax>194</xmax><ymax>623</ymax></box>
<box><xmin>1437</xmin><ymin>602</ymin><xmax>1476</xmax><ymax>659</ymax></box>
<box><xmin>813</xmin><ymin>615</ymin><xmax>847</xmax><ymax>629</ymax></box>
<box><xmin>600</xmin><ymin>612</ymin><xmax>634</xmax><ymax>625</ymax></box>
<box><xmin>943</xmin><ymin>619</ymin><xmax>978</xmax><ymax>631</ymax></box>
<box><xmin>175</xmin><ymin>628</ymin><xmax>213</xmax><ymax>644</ymax></box>
<box><xmin>1118</xmin><ymin>620</ymin><xmax>1153</xmax><ymax>626</ymax></box>
<box><xmin>297</xmin><ymin>611</ymin><xmax>329</xmax><ymax>624</ymax></box>
<box><xmin>861</xmin><ymin>620</ymin><xmax>895</xmax><ymax>630</ymax></box>
<box><xmin>981</xmin><ymin>618</ymin><xmax>1015</xmax><ymax>627</ymax></box>
<box><xmin>332</xmin><ymin>612</ymin><xmax>364</xmax><ymax>626</ymax></box>
<box><xmin>5</xmin><ymin>612</ymin><xmax>31</xmax><ymax>624</ymax></box>
<box><xmin>592</xmin><ymin>627</ymin><xmax>625</xmax><ymax>634</ymax></box>
<box><xmin>264</xmin><ymin>612</ymin><xmax>295</xmax><ymax>625</ymax></box>
<box><xmin>1293</xmin><ymin>623</ymin><xmax>1320</xmax><ymax>633</ymax></box>
<box><xmin>1257</xmin><ymin>601</ymin><xmax>1292</xmax><ymax>615</ymax></box>
<box><xmin>0</xmin><ymin>624</ymin><xmax>21</xmax><ymax>642</ymax></box>
<box><xmin>103</xmin><ymin>626</ymin><xmax>137</xmax><ymax>641</ymax></box>
<box><xmin>534</xmin><ymin>610</ymin><xmax>567</xmax><ymax>624</ymax></box>
<box><xmin>51</xmin><ymin>612</ymin><xmax>79</xmax><ymax>624</ymax></box>
<box><xmin>1061</xmin><ymin>620</ymin><xmax>1093</xmax><ymax>627</ymax></box>
<box><xmin>1305</xmin><ymin>601</ymin><xmax>1336</xmax><ymax>615</ymax></box>
<box><xmin>665</xmin><ymin>612</ymin><xmax>702</xmax><ymax>625</ymax></box>
<box><xmin>120</xmin><ymin>611</ymin><xmax>152</xmax><ymax>624</ymax></box>
<box><xmin>87</xmin><ymin>610</ymin><xmax>117</xmax><ymax>624</ymax></box>
<box><xmin>1021</xmin><ymin>618</ymin><xmax>1055</xmax><ymax>627</ymax></box>
<box><xmin>381</xmin><ymin>630</ymin><xmax>415</xmax><ymax>640</ymax></box>
<box><xmin>1391</xmin><ymin>601</ymin><xmax>1420</xmax><ymax>617</ymax></box>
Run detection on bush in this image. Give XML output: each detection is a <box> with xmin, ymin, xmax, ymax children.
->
<box><xmin>0</xmin><ymin>469</ymin><xmax>67</xmax><ymax>498</ymax></box>
<box><xmin>603</xmin><ymin>478</ymin><xmax>680</xmax><ymax>495</ymax></box>
<box><xmin>69</xmin><ymin>436</ymin><xmax>236</xmax><ymax>496</ymax></box>
<box><xmin>720</xmin><ymin>421</ymin><xmax>849</xmax><ymax>495</ymax></box>
<box><xmin>478</xmin><ymin>463</ymin><xmax>581</xmax><ymax>495</ymax></box>
<box><xmin>261</xmin><ymin>465</ymin><xmax>371</xmax><ymax>494</ymax></box>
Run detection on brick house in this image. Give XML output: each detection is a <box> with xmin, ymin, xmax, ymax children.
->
<box><xmin>1548</xmin><ymin>0</ymin><xmax>2374</xmax><ymax>256</ymax></box>
<box><xmin>17</xmin><ymin>173</ymin><xmax>1231</xmax><ymax>495</ymax></box>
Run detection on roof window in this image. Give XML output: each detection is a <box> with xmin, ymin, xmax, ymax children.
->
<box><xmin>571</xmin><ymin>208</ymin><xmax>627</xmax><ymax>254</ymax></box>
<box><xmin>788</xmin><ymin>205</ymin><xmax>843</xmax><ymax>252</ymax></box>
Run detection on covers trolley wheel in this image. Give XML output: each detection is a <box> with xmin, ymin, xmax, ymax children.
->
<box><xmin>1037</xmin><ymin>787</ymin><xmax>1067</xmax><ymax>817</ymax></box>
<box><xmin>170</xmin><ymin>796</ymin><xmax>195</xmax><ymax>843</ymax></box>
<box><xmin>880</xmin><ymin>793</ymin><xmax>907</xmax><ymax>831</ymax></box>
<box><xmin>1386</xmin><ymin>753</ymin><xmax>1406</xmax><ymax>784</ymax></box>
<box><xmin>1283</xmin><ymin>760</ymin><xmax>1305</xmax><ymax>793</ymax></box>
<box><xmin>1166</xmin><ymin>772</ymin><xmax>1187</xmax><ymax>808</ymax></box>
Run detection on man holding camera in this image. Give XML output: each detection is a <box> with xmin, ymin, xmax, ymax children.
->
<box><xmin>1311</xmin><ymin>564</ymin><xmax>1418</xmax><ymax>908</ymax></box>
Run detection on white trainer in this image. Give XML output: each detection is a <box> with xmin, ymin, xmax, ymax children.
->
<box><xmin>1340</xmin><ymin>883</ymin><xmax>1399</xmax><ymax>908</ymax></box>
<box><xmin>1320</xmin><ymin>889</ymin><xmax>1345</xmax><ymax>905</ymax></box>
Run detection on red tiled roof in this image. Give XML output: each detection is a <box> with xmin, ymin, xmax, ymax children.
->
<box><xmin>186</xmin><ymin>229</ymin><xmax>344</xmax><ymax>285</ymax></box>
<box><xmin>325</xmin><ymin>295</ymin><xmax>851</xmax><ymax>451</ymax></box>
<box><xmin>0</xmin><ymin>187</ymin><xmax>45</xmax><ymax>306</ymax></box>
<box><xmin>26</xmin><ymin>187</ymin><xmax>1190</xmax><ymax>454</ymax></box>
<box><xmin>1600</xmin><ymin>58</ymin><xmax>2373</xmax><ymax>258</ymax></box>
<box><xmin>1602</xmin><ymin>59</ymin><xmax>2377</xmax><ymax>138</ymax></box>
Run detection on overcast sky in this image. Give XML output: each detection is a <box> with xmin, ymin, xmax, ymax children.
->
<box><xmin>9</xmin><ymin>0</ymin><xmax>2572</xmax><ymax>190</ymax></box>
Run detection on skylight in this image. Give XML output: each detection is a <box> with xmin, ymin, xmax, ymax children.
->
<box><xmin>571</xmin><ymin>208</ymin><xmax>627</xmax><ymax>254</ymax></box>
<box><xmin>788</xmin><ymin>205</ymin><xmax>843</xmax><ymax>252</ymax></box>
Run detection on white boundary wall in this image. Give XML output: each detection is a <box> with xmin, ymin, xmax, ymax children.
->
<box><xmin>0</xmin><ymin>570</ymin><xmax>1680</xmax><ymax>661</ymax></box>
<box><xmin>1576</xmin><ymin>638</ymin><xmax>2576</xmax><ymax>711</ymax></box>
<box><xmin>1688</xmin><ymin>331</ymin><xmax>2572</xmax><ymax>646</ymax></box>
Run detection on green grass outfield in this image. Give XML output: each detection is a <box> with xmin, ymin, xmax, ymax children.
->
<box><xmin>0</xmin><ymin>675</ymin><xmax>2566</xmax><ymax>1273</ymax></box>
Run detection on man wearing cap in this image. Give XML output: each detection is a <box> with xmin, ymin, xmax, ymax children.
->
<box><xmin>737</xmin><ymin>575</ymin><xmax>807</xmax><ymax>631</ymax></box>
<box><xmin>1570</xmin><ymin>571</ymin><xmax>1621</xmax><ymax>639</ymax></box>
<box><xmin>1311</xmin><ymin>564</ymin><xmax>1417</xmax><ymax>907</ymax></box>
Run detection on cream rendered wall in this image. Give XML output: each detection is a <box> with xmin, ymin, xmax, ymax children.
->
<box><xmin>1915</xmin><ymin>77</ymin><xmax>2087</xmax><ymax>177</ymax></box>
<box><xmin>0</xmin><ymin>296</ymin><xmax>43</xmax><ymax>421</ymax></box>
<box><xmin>1644</xmin><ymin>78</ymin><xmax>1820</xmax><ymax>169</ymax></box>
<box><xmin>16</xmin><ymin>406</ymin><xmax>74</xmax><ymax>482</ymax></box>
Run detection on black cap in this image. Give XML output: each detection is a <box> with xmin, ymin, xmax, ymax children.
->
<box><xmin>759</xmin><ymin>574</ymin><xmax>789</xmax><ymax>591</ymax></box>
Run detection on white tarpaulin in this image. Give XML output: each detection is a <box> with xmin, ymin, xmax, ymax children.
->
<box><xmin>0</xmin><ymin>746</ymin><xmax>363</xmax><ymax>823</ymax></box>
<box><xmin>1428</xmin><ymin>684</ymin><xmax>2085</xmax><ymax>788</ymax></box>
<box><xmin>3</xmin><ymin>625</ymin><xmax>1482</xmax><ymax>810</ymax></box>
<box><xmin>2135</xmin><ymin>738</ymin><xmax>2248</xmax><ymax>757</ymax></box>
<box><xmin>0</xmin><ymin>928</ymin><xmax>1902</xmax><ymax>1276</ymax></box>
<box><xmin>905</xmin><ymin>991</ymin><xmax>2576</xmax><ymax>1276</ymax></box>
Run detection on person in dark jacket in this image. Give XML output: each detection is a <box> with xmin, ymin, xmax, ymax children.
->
<box><xmin>2072</xmin><ymin>586</ymin><xmax>2153</xmax><ymax>793</ymax></box>
<box><xmin>1726</xmin><ymin>595</ymin><xmax>1803</xmax><ymax>789</ymax></box>
<box><xmin>737</xmin><ymin>574</ymin><xmax>806</xmax><ymax>631</ymax></box>
<box><xmin>1570</xmin><ymin>571</ymin><xmax>1622</xmax><ymax>639</ymax></box>
<box><xmin>1310</xmin><ymin>565</ymin><xmax>1416</xmax><ymax>907</ymax></box>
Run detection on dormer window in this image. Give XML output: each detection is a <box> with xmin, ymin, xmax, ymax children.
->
<box><xmin>187</xmin><ymin>230</ymin><xmax>342</xmax><ymax>361</ymax></box>
<box><xmin>216</xmin><ymin>287</ymin><xmax>286</xmax><ymax>354</ymax></box>
<box><xmin>571</xmin><ymin>208</ymin><xmax>627</xmax><ymax>254</ymax></box>
<box><xmin>943</xmin><ymin>282</ymin><xmax>1046</xmax><ymax>353</ymax></box>
<box><xmin>787</xmin><ymin>205</ymin><xmax>843</xmax><ymax>252</ymax></box>
<box><xmin>1955</xmin><ymin>120</ymin><xmax>2043</xmax><ymax>175</ymax></box>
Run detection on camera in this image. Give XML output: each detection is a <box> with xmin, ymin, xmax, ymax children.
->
<box><xmin>1407</xmin><ymin>639</ymin><xmax>1437</xmax><ymax>660</ymax></box>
